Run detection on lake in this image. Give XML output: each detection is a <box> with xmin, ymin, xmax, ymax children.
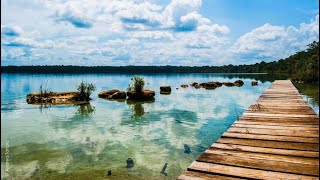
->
<box><xmin>1</xmin><ymin>73</ymin><xmax>319</xmax><ymax>179</ymax></box>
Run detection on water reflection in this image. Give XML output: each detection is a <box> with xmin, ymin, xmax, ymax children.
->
<box><xmin>76</xmin><ymin>103</ymin><xmax>95</xmax><ymax>116</ymax></box>
<box><xmin>294</xmin><ymin>82</ymin><xmax>319</xmax><ymax>114</ymax></box>
<box><xmin>1</xmin><ymin>73</ymin><xmax>318</xmax><ymax>179</ymax></box>
<box><xmin>48</xmin><ymin>103</ymin><xmax>96</xmax><ymax>130</ymax></box>
<box><xmin>127</xmin><ymin>99</ymin><xmax>155</xmax><ymax>119</ymax></box>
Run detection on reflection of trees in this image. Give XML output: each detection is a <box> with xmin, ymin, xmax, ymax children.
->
<box><xmin>127</xmin><ymin>100</ymin><xmax>155</xmax><ymax>119</ymax></box>
<box><xmin>294</xmin><ymin>83</ymin><xmax>319</xmax><ymax>107</ymax></box>
<box><xmin>48</xmin><ymin>103</ymin><xmax>95</xmax><ymax>130</ymax></box>
<box><xmin>76</xmin><ymin>103</ymin><xmax>96</xmax><ymax>116</ymax></box>
<box><xmin>39</xmin><ymin>103</ymin><xmax>52</xmax><ymax>114</ymax></box>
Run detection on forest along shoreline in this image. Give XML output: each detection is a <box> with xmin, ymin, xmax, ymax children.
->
<box><xmin>1</xmin><ymin>41</ymin><xmax>319</xmax><ymax>84</ymax></box>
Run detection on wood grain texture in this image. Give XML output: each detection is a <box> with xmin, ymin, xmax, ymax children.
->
<box><xmin>177</xmin><ymin>80</ymin><xmax>319</xmax><ymax>179</ymax></box>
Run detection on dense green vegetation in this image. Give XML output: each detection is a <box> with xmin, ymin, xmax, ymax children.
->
<box><xmin>1</xmin><ymin>41</ymin><xmax>318</xmax><ymax>82</ymax></box>
<box><xmin>77</xmin><ymin>81</ymin><xmax>95</xmax><ymax>100</ymax></box>
<box><xmin>128</xmin><ymin>76</ymin><xmax>145</xmax><ymax>92</ymax></box>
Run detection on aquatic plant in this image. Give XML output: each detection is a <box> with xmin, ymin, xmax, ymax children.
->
<box><xmin>129</xmin><ymin>76</ymin><xmax>145</xmax><ymax>93</ymax></box>
<box><xmin>77</xmin><ymin>81</ymin><xmax>95</xmax><ymax>100</ymax></box>
<box><xmin>39</xmin><ymin>82</ymin><xmax>51</xmax><ymax>97</ymax></box>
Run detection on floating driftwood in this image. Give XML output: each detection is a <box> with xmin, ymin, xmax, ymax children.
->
<box><xmin>26</xmin><ymin>92</ymin><xmax>90</xmax><ymax>104</ymax></box>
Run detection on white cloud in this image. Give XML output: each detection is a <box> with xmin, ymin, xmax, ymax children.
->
<box><xmin>1</xmin><ymin>24</ymin><xmax>23</xmax><ymax>37</ymax></box>
<box><xmin>1</xmin><ymin>0</ymin><xmax>318</xmax><ymax>66</ymax></box>
<box><xmin>230</xmin><ymin>15</ymin><xmax>319</xmax><ymax>64</ymax></box>
<box><xmin>129</xmin><ymin>31</ymin><xmax>174</xmax><ymax>40</ymax></box>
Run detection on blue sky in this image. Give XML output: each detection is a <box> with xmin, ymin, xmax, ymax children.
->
<box><xmin>1</xmin><ymin>0</ymin><xmax>319</xmax><ymax>66</ymax></box>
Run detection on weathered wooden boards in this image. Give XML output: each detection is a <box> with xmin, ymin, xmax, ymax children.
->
<box><xmin>178</xmin><ymin>80</ymin><xmax>319</xmax><ymax>179</ymax></box>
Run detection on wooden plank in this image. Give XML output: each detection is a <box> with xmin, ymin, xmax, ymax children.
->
<box><xmin>210</xmin><ymin>143</ymin><xmax>319</xmax><ymax>158</ymax></box>
<box><xmin>247</xmin><ymin>106</ymin><xmax>314</xmax><ymax>111</ymax></box>
<box><xmin>227</xmin><ymin>127</ymin><xmax>319</xmax><ymax>137</ymax></box>
<box><xmin>197</xmin><ymin>153</ymin><xmax>319</xmax><ymax>176</ymax></box>
<box><xmin>237</xmin><ymin>119</ymin><xmax>319</xmax><ymax>125</ymax></box>
<box><xmin>178</xmin><ymin>80</ymin><xmax>319</xmax><ymax>179</ymax></box>
<box><xmin>204</xmin><ymin>149</ymin><xmax>319</xmax><ymax>165</ymax></box>
<box><xmin>242</xmin><ymin>112</ymin><xmax>318</xmax><ymax>118</ymax></box>
<box><xmin>187</xmin><ymin>161</ymin><xmax>318</xmax><ymax>180</ymax></box>
<box><xmin>234</xmin><ymin>120</ymin><xmax>319</xmax><ymax>126</ymax></box>
<box><xmin>231</xmin><ymin>123</ymin><xmax>319</xmax><ymax>131</ymax></box>
<box><xmin>239</xmin><ymin>116</ymin><xmax>319</xmax><ymax>122</ymax></box>
<box><xmin>216</xmin><ymin>137</ymin><xmax>319</xmax><ymax>151</ymax></box>
<box><xmin>177</xmin><ymin>171</ymin><xmax>242</xmax><ymax>180</ymax></box>
<box><xmin>222</xmin><ymin>132</ymin><xmax>319</xmax><ymax>143</ymax></box>
<box><xmin>245</xmin><ymin>110</ymin><xmax>317</xmax><ymax>115</ymax></box>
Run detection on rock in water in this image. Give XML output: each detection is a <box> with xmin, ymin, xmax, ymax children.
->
<box><xmin>127</xmin><ymin>90</ymin><xmax>155</xmax><ymax>101</ymax></box>
<box><xmin>110</xmin><ymin>91</ymin><xmax>126</xmax><ymax>99</ymax></box>
<box><xmin>98</xmin><ymin>89</ymin><xmax>120</xmax><ymax>98</ymax></box>
<box><xmin>252</xmin><ymin>81</ymin><xmax>258</xmax><ymax>86</ymax></box>
<box><xmin>160</xmin><ymin>86</ymin><xmax>171</xmax><ymax>91</ymax></box>
<box><xmin>160</xmin><ymin>86</ymin><xmax>171</xmax><ymax>95</ymax></box>
<box><xmin>126</xmin><ymin>158</ymin><xmax>134</xmax><ymax>168</ymax></box>
<box><xmin>184</xmin><ymin>144</ymin><xmax>191</xmax><ymax>154</ymax></box>
<box><xmin>190</xmin><ymin>82</ymin><xmax>199</xmax><ymax>87</ymax></box>
<box><xmin>234</xmin><ymin>80</ymin><xmax>244</xmax><ymax>87</ymax></box>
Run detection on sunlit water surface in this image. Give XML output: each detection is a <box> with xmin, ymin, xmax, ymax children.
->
<box><xmin>1</xmin><ymin>73</ymin><xmax>318</xmax><ymax>179</ymax></box>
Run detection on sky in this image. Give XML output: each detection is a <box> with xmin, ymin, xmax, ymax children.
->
<box><xmin>1</xmin><ymin>0</ymin><xmax>319</xmax><ymax>66</ymax></box>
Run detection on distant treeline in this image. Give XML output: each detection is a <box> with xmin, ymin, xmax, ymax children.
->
<box><xmin>1</xmin><ymin>41</ymin><xmax>318</xmax><ymax>82</ymax></box>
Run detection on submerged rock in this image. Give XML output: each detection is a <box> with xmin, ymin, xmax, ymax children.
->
<box><xmin>126</xmin><ymin>158</ymin><xmax>134</xmax><ymax>168</ymax></box>
<box><xmin>252</xmin><ymin>81</ymin><xmax>258</xmax><ymax>86</ymax></box>
<box><xmin>198</xmin><ymin>82</ymin><xmax>222</xmax><ymax>89</ymax></box>
<box><xmin>127</xmin><ymin>90</ymin><xmax>155</xmax><ymax>101</ymax></box>
<box><xmin>98</xmin><ymin>89</ymin><xmax>120</xmax><ymax>98</ymax></box>
<box><xmin>194</xmin><ymin>84</ymin><xmax>202</xmax><ymax>89</ymax></box>
<box><xmin>204</xmin><ymin>82</ymin><xmax>218</xmax><ymax>90</ymax></box>
<box><xmin>184</xmin><ymin>144</ymin><xmax>191</xmax><ymax>154</ymax></box>
<box><xmin>26</xmin><ymin>92</ymin><xmax>89</xmax><ymax>104</ymax></box>
<box><xmin>234</xmin><ymin>80</ymin><xmax>244</xmax><ymax>87</ymax></box>
<box><xmin>111</xmin><ymin>91</ymin><xmax>126</xmax><ymax>99</ymax></box>
<box><xmin>160</xmin><ymin>86</ymin><xmax>171</xmax><ymax>91</ymax></box>
<box><xmin>222</xmin><ymin>82</ymin><xmax>235</xmax><ymax>87</ymax></box>
<box><xmin>190</xmin><ymin>82</ymin><xmax>199</xmax><ymax>87</ymax></box>
<box><xmin>160</xmin><ymin>86</ymin><xmax>171</xmax><ymax>95</ymax></box>
<box><xmin>98</xmin><ymin>89</ymin><xmax>126</xmax><ymax>100</ymax></box>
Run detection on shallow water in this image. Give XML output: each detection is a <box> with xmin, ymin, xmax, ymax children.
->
<box><xmin>1</xmin><ymin>73</ymin><xmax>318</xmax><ymax>179</ymax></box>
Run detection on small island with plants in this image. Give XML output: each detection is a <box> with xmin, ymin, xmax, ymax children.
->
<box><xmin>98</xmin><ymin>76</ymin><xmax>155</xmax><ymax>101</ymax></box>
<box><xmin>26</xmin><ymin>81</ymin><xmax>95</xmax><ymax>105</ymax></box>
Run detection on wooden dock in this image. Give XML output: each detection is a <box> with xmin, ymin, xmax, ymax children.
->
<box><xmin>178</xmin><ymin>80</ymin><xmax>319</xmax><ymax>179</ymax></box>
